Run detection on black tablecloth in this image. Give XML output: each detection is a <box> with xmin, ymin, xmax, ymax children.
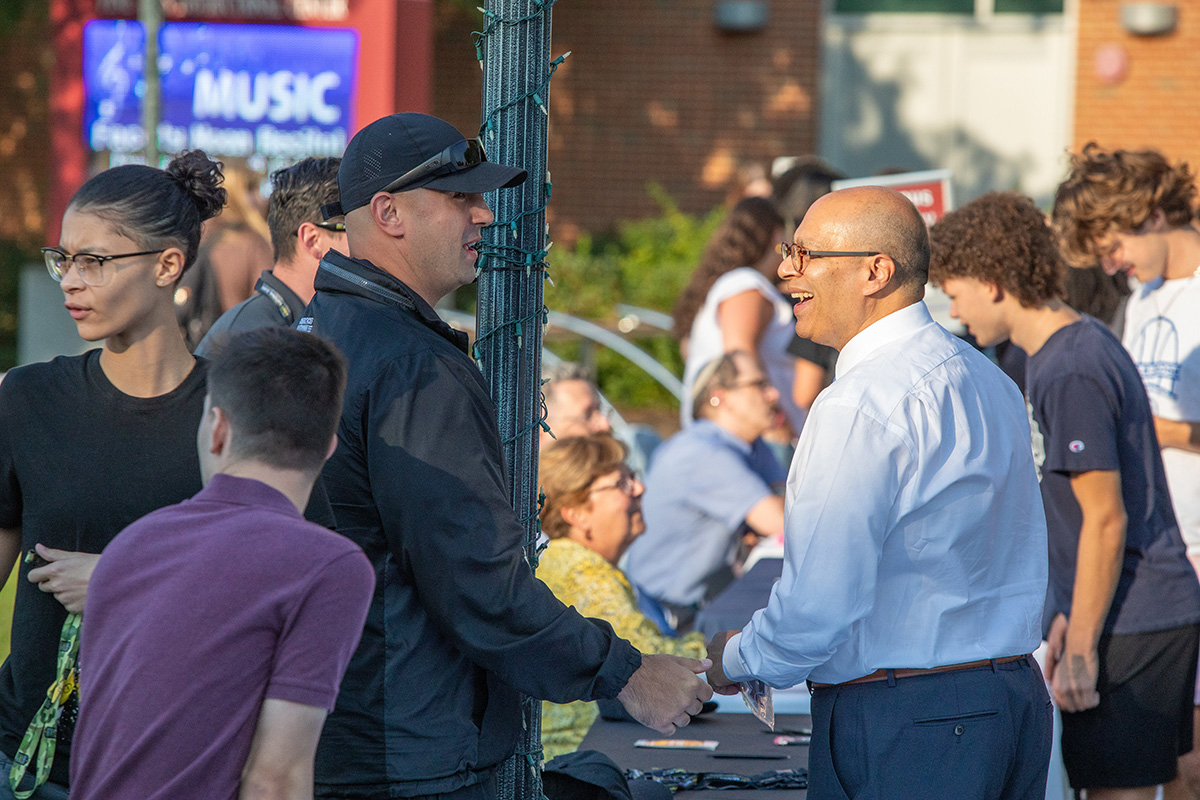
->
<box><xmin>694</xmin><ymin>558</ymin><xmax>783</xmax><ymax>638</ymax></box>
<box><xmin>578</xmin><ymin>712</ymin><xmax>810</xmax><ymax>798</ymax></box>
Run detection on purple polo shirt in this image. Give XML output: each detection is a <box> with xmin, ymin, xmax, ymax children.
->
<box><xmin>70</xmin><ymin>474</ymin><xmax>374</xmax><ymax>800</ymax></box>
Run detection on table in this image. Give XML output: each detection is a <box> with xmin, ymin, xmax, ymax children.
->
<box><xmin>694</xmin><ymin>558</ymin><xmax>783</xmax><ymax>639</ymax></box>
<box><xmin>578</xmin><ymin>711</ymin><xmax>809</xmax><ymax>798</ymax></box>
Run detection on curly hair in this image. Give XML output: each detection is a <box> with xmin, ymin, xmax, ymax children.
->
<box><xmin>671</xmin><ymin>196</ymin><xmax>783</xmax><ymax>341</ymax></box>
<box><xmin>1052</xmin><ymin>142</ymin><xmax>1197</xmax><ymax>268</ymax></box>
<box><xmin>928</xmin><ymin>191</ymin><xmax>1064</xmax><ymax>308</ymax></box>
<box><xmin>538</xmin><ymin>434</ymin><xmax>629</xmax><ymax>540</ymax></box>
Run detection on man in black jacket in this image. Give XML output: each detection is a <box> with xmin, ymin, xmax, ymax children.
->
<box><xmin>301</xmin><ymin>113</ymin><xmax>713</xmax><ymax>800</ymax></box>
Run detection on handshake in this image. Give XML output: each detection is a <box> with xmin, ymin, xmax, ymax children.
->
<box><xmin>614</xmin><ymin>630</ymin><xmax>745</xmax><ymax>734</ymax></box>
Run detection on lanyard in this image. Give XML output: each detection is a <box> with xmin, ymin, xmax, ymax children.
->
<box><xmin>255</xmin><ymin>278</ymin><xmax>294</xmax><ymax>324</ymax></box>
<box><xmin>8</xmin><ymin>613</ymin><xmax>81</xmax><ymax>799</ymax></box>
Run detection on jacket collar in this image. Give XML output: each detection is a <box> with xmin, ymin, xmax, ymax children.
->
<box><xmin>315</xmin><ymin>249</ymin><xmax>470</xmax><ymax>354</ymax></box>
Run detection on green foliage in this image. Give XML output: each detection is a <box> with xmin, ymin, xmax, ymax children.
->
<box><xmin>544</xmin><ymin>185</ymin><xmax>725</xmax><ymax>410</ymax></box>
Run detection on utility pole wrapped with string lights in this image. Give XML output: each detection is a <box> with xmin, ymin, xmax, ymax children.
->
<box><xmin>473</xmin><ymin>2</ymin><xmax>569</xmax><ymax>798</ymax></box>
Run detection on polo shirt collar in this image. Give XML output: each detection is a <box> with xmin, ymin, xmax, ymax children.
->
<box><xmin>198</xmin><ymin>473</ymin><xmax>302</xmax><ymax>518</ymax></box>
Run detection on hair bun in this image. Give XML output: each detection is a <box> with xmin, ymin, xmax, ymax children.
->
<box><xmin>166</xmin><ymin>150</ymin><xmax>227</xmax><ymax>222</ymax></box>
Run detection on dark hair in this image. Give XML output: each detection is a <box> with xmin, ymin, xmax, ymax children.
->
<box><xmin>691</xmin><ymin>351</ymin><xmax>745</xmax><ymax>420</ymax></box>
<box><xmin>207</xmin><ymin>327</ymin><xmax>347</xmax><ymax>472</ymax></box>
<box><xmin>69</xmin><ymin>150</ymin><xmax>226</xmax><ymax>274</ymax></box>
<box><xmin>1052</xmin><ymin>142</ymin><xmax>1197</xmax><ymax>268</ymax></box>
<box><xmin>771</xmin><ymin>157</ymin><xmax>846</xmax><ymax>231</ymax></box>
<box><xmin>672</xmin><ymin>197</ymin><xmax>784</xmax><ymax>341</ymax></box>
<box><xmin>928</xmin><ymin>191</ymin><xmax>1064</xmax><ymax>307</ymax></box>
<box><xmin>267</xmin><ymin>157</ymin><xmax>342</xmax><ymax>263</ymax></box>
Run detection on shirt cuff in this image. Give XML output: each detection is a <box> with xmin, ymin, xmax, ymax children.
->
<box><xmin>722</xmin><ymin>633</ymin><xmax>753</xmax><ymax>683</ymax></box>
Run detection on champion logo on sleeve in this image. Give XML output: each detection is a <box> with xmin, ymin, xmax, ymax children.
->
<box><xmin>1069</xmin><ymin>440</ymin><xmax>1086</xmax><ymax>453</ymax></box>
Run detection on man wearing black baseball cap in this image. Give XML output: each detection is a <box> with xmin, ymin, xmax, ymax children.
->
<box><xmin>301</xmin><ymin>113</ymin><xmax>713</xmax><ymax>800</ymax></box>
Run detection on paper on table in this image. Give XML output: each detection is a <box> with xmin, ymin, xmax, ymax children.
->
<box><xmin>740</xmin><ymin>679</ymin><xmax>774</xmax><ymax>729</ymax></box>
<box><xmin>634</xmin><ymin>739</ymin><xmax>719</xmax><ymax>750</ymax></box>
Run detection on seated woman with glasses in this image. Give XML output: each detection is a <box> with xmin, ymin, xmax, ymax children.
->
<box><xmin>0</xmin><ymin>151</ymin><xmax>225</xmax><ymax>797</ymax></box>
<box><xmin>537</xmin><ymin>434</ymin><xmax>706</xmax><ymax>760</ymax></box>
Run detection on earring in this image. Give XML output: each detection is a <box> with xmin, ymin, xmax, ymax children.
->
<box><xmin>710</xmin><ymin>397</ymin><xmax>720</xmax><ymax>407</ymax></box>
<box><xmin>157</xmin><ymin>279</ymin><xmax>166</xmax><ymax>286</ymax></box>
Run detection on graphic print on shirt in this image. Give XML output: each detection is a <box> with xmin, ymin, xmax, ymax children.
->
<box><xmin>1129</xmin><ymin>315</ymin><xmax>1181</xmax><ymax>401</ymax></box>
<box><xmin>1026</xmin><ymin>397</ymin><xmax>1045</xmax><ymax>481</ymax></box>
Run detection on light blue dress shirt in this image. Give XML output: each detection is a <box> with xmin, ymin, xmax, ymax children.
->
<box><xmin>625</xmin><ymin>420</ymin><xmax>786</xmax><ymax>607</ymax></box>
<box><xmin>723</xmin><ymin>301</ymin><xmax>1048</xmax><ymax>687</ymax></box>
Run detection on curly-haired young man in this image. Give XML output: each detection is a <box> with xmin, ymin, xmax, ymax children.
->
<box><xmin>930</xmin><ymin>190</ymin><xmax>1200</xmax><ymax>800</ymax></box>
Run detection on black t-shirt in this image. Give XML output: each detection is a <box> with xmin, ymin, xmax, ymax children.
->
<box><xmin>787</xmin><ymin>334</ymin><xmax>837</xmax><ymax>373</ymax></box>
<box><xmin>1026</xmin><ymin>316</ymin><xmax>1200</xmax><ymax>637</ymax></box>
<box><xmin>0</xmin><ymin>350</ymin><xmax>209</xmax><ymax>785</ymax></box>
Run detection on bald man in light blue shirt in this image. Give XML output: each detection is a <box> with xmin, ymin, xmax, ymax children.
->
<box><xmin>706</xmin><ymin>187</ymin><xmax>1052</xmax><ymax>800</ymax></box>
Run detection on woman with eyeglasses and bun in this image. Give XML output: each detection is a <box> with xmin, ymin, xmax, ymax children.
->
<box><xmin>0</xmin><ymin>151</ymin><xmax>224</xmax><ymax>798</ymax></box>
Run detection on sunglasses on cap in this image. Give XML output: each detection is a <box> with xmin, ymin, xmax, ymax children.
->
<box><xmin>381</xmin><ymin>138</ymin><xmax>488</xmax><ymax>195</ymax></box>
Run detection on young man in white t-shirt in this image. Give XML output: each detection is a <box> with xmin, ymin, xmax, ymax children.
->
<box><xmin>1054</xmin><ymin>142</ymin><xmax>1200</xmax><ymax>799</ymax></box>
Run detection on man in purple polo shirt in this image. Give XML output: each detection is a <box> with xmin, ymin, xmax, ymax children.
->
<box><xmin>70</xmin><ymin>327</ymin><xmax>373</xmax><ymax>800</ymax></box>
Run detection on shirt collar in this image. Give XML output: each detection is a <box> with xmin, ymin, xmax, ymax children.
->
<box><xmin>316</xmin><ymin>250</ymin><xmax>470</xmax><ymax>354</ymax></box>
<box><xmin>197</xmin><ymin>473</ymin><xmax>302</xmax><ymax>518</ymax></box>
<box><xmin>835</xmin><ymin>301</ymin><xmax>934</xmax><ymax>380</ymax></box>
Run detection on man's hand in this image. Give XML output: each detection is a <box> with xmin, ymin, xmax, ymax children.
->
<box><xmin>1045</xmin><ymin>612</ymin><xmax>1100</xmax><ymax>712</ymax></box>
<box><xmin>617</xmin><ymin>654</ymin><xmax>714</xmax><ymax>735</ymax></box>
<box><xmin>705</xmin><ymin>630</ymin><xmax>743</xmax><ymax>696</ymax></box>
<box><xmin>27</xmin><ymin>544</ymin><xmax>100</xmax><ymax>614</ymax></box>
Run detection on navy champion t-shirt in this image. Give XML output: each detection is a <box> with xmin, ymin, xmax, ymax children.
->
<box><xmin>1026</xmin><ymin>315</ymin><xmax>1200</xmax><ymax>637</ymax></box>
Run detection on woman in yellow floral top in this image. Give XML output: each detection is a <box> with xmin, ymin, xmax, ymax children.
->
<box><xmin>537</xmin><ymin>434</ymin><xmax>707</xmax><ymax>759</ymax></box>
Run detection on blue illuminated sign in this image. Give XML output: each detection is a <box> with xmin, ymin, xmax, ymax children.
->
<box><xmin>83</xmin><ymin>20</ymin><xmax>358</xmax><ymax>160</ymax></box>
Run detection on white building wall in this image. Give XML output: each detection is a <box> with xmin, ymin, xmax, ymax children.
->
<box><xmin>819</xmin><ymin>4</ymin><xmax>1077</xmax><ymax>209</ymax></box>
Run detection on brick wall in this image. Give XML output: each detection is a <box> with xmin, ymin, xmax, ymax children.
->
<box><xmin>434</xmin><ymin>0</ymin><xmax>822</xmax><ymax>237</ymax></box>
<box><xmin>1074</xmin><ymin>1</ymin><xmax>1200</xmax><ymax>172</ymax></box>
<box><xmin>0</xmin><ymin>6</ymin><xmax>52</xmax><ymax>248</ymax></box>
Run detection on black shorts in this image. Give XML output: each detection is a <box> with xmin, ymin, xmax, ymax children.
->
<box><xmin>1061</xmin><ymin>622</ymin><xmax>1200</xmax><ymax>789</ymax></box>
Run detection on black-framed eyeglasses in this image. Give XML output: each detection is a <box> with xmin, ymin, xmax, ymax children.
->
<box><xmin>776</xmin><ymin>242</ymin><xmax>881</xmax><ymax>276</ymax></box>
<box><xmin>41</xmin><ymin>247</ymin><xmax>165</xmax><ymax>287</ymax></box>
<box><xmin>381</xmin><ymin>138</ymin><xmax>488</xmax><ymax>194</ymax></box>
<box><xmin>314</xmin><ymin>221</ymin><xmax>346</xmax><ymax>233</ymax></box>
<box><xmin>589</xmin><ymin>470</ymin><xmax>641</xmax><ymax>497</ymax></box>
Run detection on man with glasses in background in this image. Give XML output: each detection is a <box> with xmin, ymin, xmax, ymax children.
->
<box><xmin>195</xmin><ymin>158</ymin><xmax>345</xmax><ymax>357</ymax></box>
<box><xmin>704</xmin><ymin>186</ymin><xmax>1052</xmax><ymax>799</ymax></box>
<box><xmin>539</xmin><ymin>361</ymin><xmax>611</xmax><ymax>450</ymax></box>
<box><xmin>624</xmin><ymin>350</ymin><xmax>786</xmax><ymax>632</ymax></box>
<box><xmin>298</xmin><ymin>113</ymin><xmax>713</xmax><ymax>800</ymax></box>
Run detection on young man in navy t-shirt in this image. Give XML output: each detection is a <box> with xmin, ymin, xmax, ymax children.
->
<box><xmin>930</xmin><ymin>191</ymin><xmax>1200</xmax><ymax>799</ymax></box>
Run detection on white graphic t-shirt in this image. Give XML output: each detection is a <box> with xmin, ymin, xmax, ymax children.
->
<box><xmin>1124</xmin><ymin>273</ymin><xmax>1200</xmax><ymax>555</ymax></box>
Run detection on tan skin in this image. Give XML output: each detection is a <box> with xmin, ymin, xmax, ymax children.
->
<box><xmin>0</xmin><ymin>207</ymin><xmax>197</xmax><ymax>614</ymax></box>
<box><xmin>342</xmin><ymin>180</ymin><xmax>714</xmax><ymax>735</ymax></box>
<box><xmin>272</xmin><ymin>221</ymin><xmax>347</xmax><ymax>306</ymax></box>
<box><xmin>705</xmin><ymin>187</ymin><xmax>925</xmax><ymax>693</ymax></box>
<box><xmin>940</xmin><ymin>275</ymin><xmax>1157</xmax><ymax>800</ymax></box>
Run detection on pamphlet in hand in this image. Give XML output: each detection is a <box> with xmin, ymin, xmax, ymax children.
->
<box><xmin>741</xmin><ymin>679</ymin><xmax>774</xmax><ymax>729</ymax></box>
